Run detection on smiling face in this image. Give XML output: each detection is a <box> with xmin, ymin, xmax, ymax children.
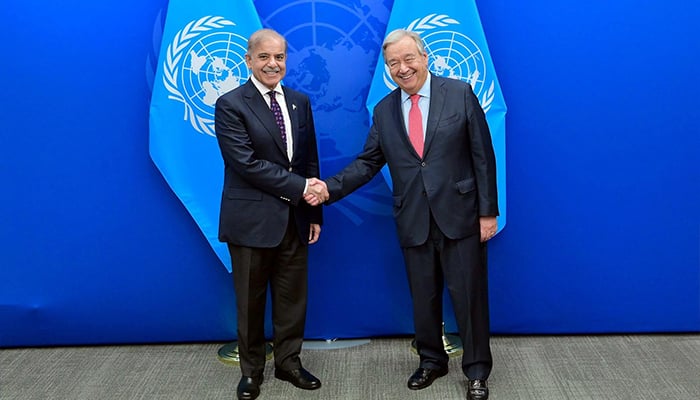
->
<box><xmin>245</xmin><ymin>33</ymin><xmax>287</xmax><ymax>90</ymax></box>
<box><xmin>383</xmin><ymin>34</ymin><xmax>429</xmax><ymax>95</ymax></box>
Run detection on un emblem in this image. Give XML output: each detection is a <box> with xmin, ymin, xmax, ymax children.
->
<box><xmin>384</xmin><ymin>14</ymin><xmax>495</xmax><ymax>113</ymax></box>
<box><xmin>162</xmin><ymin>16</ymin><xmax>249</xmax><ymax>136</ymax></box>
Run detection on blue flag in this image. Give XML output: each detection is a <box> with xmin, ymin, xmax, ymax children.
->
<box><xmin>366</xmin><ymin>1</ymin><xmax>508</xmax><ymax>234</ymax></box>
<box><xmin>149</xmin><ymin>0</ymin><xmax>263</xmax><ymax>271</ymax></box>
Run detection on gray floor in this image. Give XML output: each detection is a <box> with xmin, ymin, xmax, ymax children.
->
<box><xmin>1</xmin><ymin>335</ymin><xmax>699</xmax><ymax>400</ymax></box>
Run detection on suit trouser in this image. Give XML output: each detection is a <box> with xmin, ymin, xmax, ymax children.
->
<box><xmin>401</xmin><ymin>215</ymin><xmax>492</xmax><ymax>380</ymax></box>
<box><xmin>227</xmin><ymin>218</ymin><xmax>308</xmax><ymax>377</ymax></box>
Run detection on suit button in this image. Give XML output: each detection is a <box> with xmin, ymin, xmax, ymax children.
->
<box><xmin>288</xmin><ymin>167</ymin><xmax>293</xmax><ymax>172</ymax></box>
<box><xmin>421</xmin><ymin>162</ymin><xmax>426</xmax><ymax>167</ymax></box>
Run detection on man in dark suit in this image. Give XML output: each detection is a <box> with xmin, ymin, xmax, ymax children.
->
<box><xmin>215</xmin><ymin>28</ymin><xmax>325</xmax><ymax>400</ymax></box>
<box><xmin>306</xmin><ymin>29</ymin><xmax>498</xmax><ymax>400</ymax></box>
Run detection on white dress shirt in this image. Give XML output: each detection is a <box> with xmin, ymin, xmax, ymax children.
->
<box><xmin>249</xmin><ymin>76</ymin><xmax>294</xmax><ymax>160</ymax></box>
<box><xmin>401</xmin><ymin>73</ymin><xmax>431</xmax><ymax>140</ymax></box>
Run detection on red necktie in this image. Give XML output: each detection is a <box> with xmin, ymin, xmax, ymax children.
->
<box><xmin>408</xmin><ymin>94</ymin><xmax>424</xmax><ymax>157</ymax></box>
<box><xmin>268</xmin><ymin>90</ymin><xmax>287</xmax><ymax>146</ymax></box>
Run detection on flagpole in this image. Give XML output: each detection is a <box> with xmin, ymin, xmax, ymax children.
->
<box><xmin>410</xmin><ymin>322</ymin><xmax>463</xmax><ymax>357</ymax></box>
<box><xmin>217</xmin><ymin>341</ymin><xmax>274</xmax><ymax>365</ymax></box>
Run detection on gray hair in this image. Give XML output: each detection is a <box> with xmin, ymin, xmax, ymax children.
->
<box><xmin>382</xmin><ymin>29</ymin><xmax>426</xmax><ymax>58</ymax></box>
<box><xmin>247</xmin><ymin>28</ymin><xmax>288</xmax><ymax>54</ymax></box>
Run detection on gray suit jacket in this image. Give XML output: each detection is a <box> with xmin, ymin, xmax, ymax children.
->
<box><xmin>326</xmin><ymin>75</ymin><xmax>498</xmax><ymax>247</ymax></box>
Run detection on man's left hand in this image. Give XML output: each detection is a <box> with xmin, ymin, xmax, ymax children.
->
<box><xmin>479</xmin><ymin>217</ymin><xmax>498</xmax><ymax>242</ymax></box>
<box><xmin>309</xmin><ymin>224</ymin><xmax>321</xmax><ymax>244</ymax></box>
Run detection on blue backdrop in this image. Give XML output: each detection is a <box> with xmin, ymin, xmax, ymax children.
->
<box><xmin>1</xmin><ymin>0</ymin><xmax>698</xmax><ymax>347</ymax></box>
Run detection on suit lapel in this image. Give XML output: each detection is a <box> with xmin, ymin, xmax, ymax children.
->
<box><xmin>388</xmin><ymin>90</ymin><xmax>416</xmax><ymax>157</ymax></box>
<box><xmin>424</xmin><ymin>75</ymin><xmax>445</xmax><ymax>156</ymax></box>
<box><xmin>242</xmin><ymin>80</ymin><xmax>287</xmax><ymax>156</ymax></box>
<box><xmin>282</xmin><ymin>87</ymin><xmax>299</xmax><ymax>158</ymax></box>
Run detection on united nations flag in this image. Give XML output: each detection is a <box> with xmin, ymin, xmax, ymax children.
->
<box><xmin>149</xmin><ymin>0</ymin><xmax>262</xmax><ymax>271</ymax></box>
<box><xmin>366</xmin><ymin>0</ymin><xmax>508</xmax><ymax>234</ymax></box>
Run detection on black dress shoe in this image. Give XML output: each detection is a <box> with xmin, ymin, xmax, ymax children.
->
<box><xmin>236</xmin><ymin>375</ymin><xmax>262</xmax><ymax>400</ymax></box>
<box><xmin>274</xmin><ymin>367</ymin><xmax>321</xmax><ymax>390</ymax></box>
<box><xmin>407</xmin><ymin>367</ymin><xmax>448</xmax><ymax>390</ymax></box>
<box><xmin>467</xmin><ymin>379</ymin><xmax>489</xmax><ymax>400</ymax></box>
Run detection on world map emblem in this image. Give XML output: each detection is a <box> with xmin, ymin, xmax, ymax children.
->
<box><xmin>384</xmin><ymin>14</ymin><xmax>496</xmax><ymax>112</ymax></box>
<box><xmin>258</xmin><ymin>0</ymin><xmax>393</xmax><ymax>221</ymax></box>
<box><xmin>161</xmin><ymin>16</ymin><xmax>249</xmax><ymax>136</ymax></box>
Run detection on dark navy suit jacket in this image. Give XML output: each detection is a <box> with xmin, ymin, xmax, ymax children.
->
<box><xmin>215</xmin><ymin>80</ymin><xmax>322</xmax><ymax>247</ymax></box>
<box><xmin>327</xmin><ymin>75</ymin><xmax>498</xmax><ymax>247</ymax></box>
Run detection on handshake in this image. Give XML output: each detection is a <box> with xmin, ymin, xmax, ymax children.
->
<box><xmin>304</xmin><ymin>177</ymin><xmax>329</xmax><ymax>206</ymax></box>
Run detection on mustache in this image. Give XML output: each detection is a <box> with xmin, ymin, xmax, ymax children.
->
<box><xmin>263</xmin><ymin>67</ymin><xmax>281</xmax><ymax>73</ymax></box>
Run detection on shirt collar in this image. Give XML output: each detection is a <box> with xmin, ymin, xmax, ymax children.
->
<box><xmin>250</xmin><ymin>75</ymin><xmax>283</xmax><ymax>98</ymax></box>
<box><xmin>401</xmin><ymin>73</ymin><xmax>431</xmax><ymax>103</ymax></box>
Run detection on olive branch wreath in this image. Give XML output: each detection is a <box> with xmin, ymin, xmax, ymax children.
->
<box><xmin>383</xmin><ymin>14</ymin><xmax>495</xmax><ymax>113</ymax></box>
<box><xmin>162</xmin><ymin>16</ymin><xmax>235</xmax><ymax>136</ymax></box>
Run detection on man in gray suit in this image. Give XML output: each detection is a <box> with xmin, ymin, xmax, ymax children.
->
<box><xmin>306</xmin><ymin>29</ymin><xmax>498</xmax><ymax>400</ymax></box>
<box><xmin>215</xmin><ymin>28</ymin><xmax>325</xmax><ymax>400</ymax></box>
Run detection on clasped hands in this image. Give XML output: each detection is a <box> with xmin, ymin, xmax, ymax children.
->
<box><xmin>305</xmin><ymin>178</ymin><xmax>329</xmax><ymax>206</ymax></box>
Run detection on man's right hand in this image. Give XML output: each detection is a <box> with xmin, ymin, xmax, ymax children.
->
<box><xmin>304</xmin><ymin>178</ymin><xmax>329</xmax><ymax>206</ymax></box>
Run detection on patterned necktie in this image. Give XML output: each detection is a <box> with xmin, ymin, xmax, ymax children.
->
<box><xmin>268</xmin><ymin>90</ymin><xmax>287</xmax><ymax>146</ymax></box>
<box><xmin>408</xmin><ymin>94</ymin><xmax>424</xmax><ymax>157</ymax></box>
